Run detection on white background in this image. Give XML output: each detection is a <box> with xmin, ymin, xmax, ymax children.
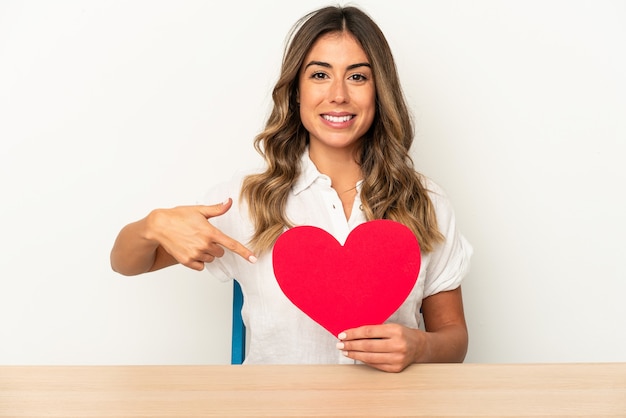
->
<box><xmin>1</xmin><ymin>0</ymin><xmax>625</xmax><ymax>365</ymax></box>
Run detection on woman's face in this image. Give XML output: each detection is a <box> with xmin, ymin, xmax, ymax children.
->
<box><xmin>298</xmin><ymin>32</ymin><xmax>376</xmax><ymax>155</ymax></box>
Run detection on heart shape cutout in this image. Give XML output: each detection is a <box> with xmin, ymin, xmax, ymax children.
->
<box><xmin>272</xmin><ymin>219</ymin><xmax>421</xmax><ymax>337</ymax></box>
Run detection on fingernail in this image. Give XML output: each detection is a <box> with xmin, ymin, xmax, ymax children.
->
<box><xmin>342</xmin><ymin>351</ymin><xmax>349</xmax><ymax>357</ymax></box>
<box><xmin>337</xmin><ymin>332</ymin><xmax>346</xmax><ymax>340</ymax></box>
<box><xmin>222</xmin><ymin>198</ymin><xmax>230</xmax><ymax>205</ymax></box>
<box><xmin>336</xmin><ymin>342</ymin><xmax>344</xmax><ymax>350</ymax></box>
<box><xmin>248</xmin><ymin>255</ymin><xmax>258</xmax><ymax>264</ymax></box>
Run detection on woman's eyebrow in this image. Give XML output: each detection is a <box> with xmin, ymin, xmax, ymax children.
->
<box><xmin>304</xmin><ymin>60</ymin><xmax>371</xmax><ymax>70</ymax></box>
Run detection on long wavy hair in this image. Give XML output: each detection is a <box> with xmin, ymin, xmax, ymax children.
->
<box><xmin>241</xmin><ymin>5</ymin><xmax>443</xmax><ymax>254</ymax></box>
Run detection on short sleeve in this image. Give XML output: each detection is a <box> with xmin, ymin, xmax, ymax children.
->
<box><xmin>422</xmin><ymin>179</ymin><xmax>473</xmax><ymax>298</ymax></box>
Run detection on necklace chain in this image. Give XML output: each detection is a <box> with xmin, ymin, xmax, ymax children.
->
<box><xmin>338</xmin><ymin>185</ymin><xmax>358</xmax><ymax>196</ymax></box>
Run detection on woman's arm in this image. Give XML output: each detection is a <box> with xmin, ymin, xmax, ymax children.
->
<box><xmin>417</xmin><ymin>286</ymin><xmax>468</xmax><ymax>362</ymax></box>
<box><xmin>110</xmin><ymin>212</ymin><xmax>177</xmax><ymax>276</ymax></box>
<box><xmin>110</xmin><ymin>199</ymin><xmax>256</xmax><ymax>276</ymax></box>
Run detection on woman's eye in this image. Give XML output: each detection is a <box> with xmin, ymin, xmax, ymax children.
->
<box><xmin>349</xmin><ymin>73</ymin><xmax>368</xmax><ymax>82</ymax></box>
<box><xmin>311</xmin><ymin>72</ymin><xmax>327</xmax><ymax>80</ymax></box>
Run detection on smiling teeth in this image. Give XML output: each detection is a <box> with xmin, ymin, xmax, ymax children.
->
<box><xmin>323</xmin><ymin>115</ymin><xmax>353</xmax><ymax>123</ymax></box>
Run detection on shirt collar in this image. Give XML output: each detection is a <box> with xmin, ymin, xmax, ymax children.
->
<box><xmin>292</xmin><ymin>148</ymin><xmax>329</xmax><ymax>195</ymax></box>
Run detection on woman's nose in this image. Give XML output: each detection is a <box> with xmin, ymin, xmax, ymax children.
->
<box><xmin>329</xmin><ymin>79</ymin><xmax>349</xmax><ymax>104</ymax></box>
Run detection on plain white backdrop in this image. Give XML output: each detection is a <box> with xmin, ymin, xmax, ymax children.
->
<box><xmin>1</xmin><ymin>0</ymin><xmax>625</xmax><ymax>365</ymax></box>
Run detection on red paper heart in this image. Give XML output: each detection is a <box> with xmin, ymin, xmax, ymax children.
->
<box><xmin>272</xmin><ymin>219</ymin><xmax>421</xmax><ymax>337</ymax></box>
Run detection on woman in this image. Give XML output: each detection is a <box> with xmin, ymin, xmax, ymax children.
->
<box><xmin>111</xmin><ymin>6</ymin><xmax>472</xmax><ymax>372</ymax></box>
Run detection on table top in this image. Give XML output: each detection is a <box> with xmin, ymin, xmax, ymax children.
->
<box><xmin>1</xmin><ymin>363</ymin><xmax>625</xmax><ymax>417</ymax></box>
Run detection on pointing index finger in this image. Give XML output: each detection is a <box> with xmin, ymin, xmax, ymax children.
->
<box><xmin>214</xmin><ymin>229</ymin><xmax>257</xmax><ymax>264</ymax></box>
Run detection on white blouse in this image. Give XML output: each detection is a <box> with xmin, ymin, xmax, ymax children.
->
<box><xmin>201</xmin><ymin>151</ymin><xmax>472</xmax><ymax>365</ymax></box>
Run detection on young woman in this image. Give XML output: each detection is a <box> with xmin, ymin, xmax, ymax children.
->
<box><xmin>110</xmin><ymin>6</ymin><xmax>472</xmax><ymax>372</ymax></box>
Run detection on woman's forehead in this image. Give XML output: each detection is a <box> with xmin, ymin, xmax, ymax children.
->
<box><xmin>304</xmin><ymin>32</ymin><xmax>368</xmax><ymax>64</ymax></box>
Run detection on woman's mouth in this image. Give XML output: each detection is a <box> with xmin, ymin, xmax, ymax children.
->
<box><xmin>322</xmin><ymin>114</ymin><xmax>354</xmax><ymax>123</ymax></box>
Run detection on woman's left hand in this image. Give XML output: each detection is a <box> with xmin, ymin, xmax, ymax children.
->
<box><xmin>337</xmin><ymin>288</ymin><xmax>469</xmax><ymax>372</ymax></box>
<box><xmin>337</xmin><ymin>324</ymin><xmax>424</xmax><ymax>373</ymax></box>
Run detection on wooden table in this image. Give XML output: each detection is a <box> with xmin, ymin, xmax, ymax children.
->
<box><xmin>1</xmin><ymin>363</ymin><xmax>624</xmax><ymax>417</ymax></box>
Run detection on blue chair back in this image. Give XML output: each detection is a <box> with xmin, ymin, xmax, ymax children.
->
<box><xmin>231</xmin><ymin>280</ymin><xmax>246</xmax><ymax>364</ymax></box>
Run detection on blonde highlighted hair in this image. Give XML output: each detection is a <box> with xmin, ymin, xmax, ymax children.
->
<box><xmin>241</xmin><ymin>6</ymin><xmax>443</xmax><ymax>253</ymax></box>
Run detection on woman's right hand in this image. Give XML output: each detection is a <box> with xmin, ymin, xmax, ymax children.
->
<box><xmin>111</xmin><ymin>198</ymin><xmax>255</xmax><ymax>275</ymax></box>
<box><xmin>147</xmin><ymin>198</ymin><xmax>256</xmax><ymax>271</ymax></box>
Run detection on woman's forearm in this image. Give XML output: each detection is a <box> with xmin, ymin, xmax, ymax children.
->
<box><xmin>416</xmin><ymin>323</ymin><xmax>468</xmax><ymax>363</ymax></box>
<box><xmin>110</xmin><ymin>215</ymin><xmax>161</xmax><ymax>276</ymax></box>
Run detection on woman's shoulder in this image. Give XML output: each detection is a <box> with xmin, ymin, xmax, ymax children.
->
<box><xmin>199</xmin><ymin>167</ymin><xmax>264</xmax><ymax>205</ymax></box>
<box><xmin>417</xmin><ymin>173</ymin><xmax>459</xmax><ymax>221</ymax></box>
<box><xmin>418</xmin><ymin>173</ymin><xmax>447</xmax><ymax>200</ymax></box>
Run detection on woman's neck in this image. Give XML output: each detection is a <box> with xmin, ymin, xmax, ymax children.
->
<box><xmin>309</xmin><ymin>144</ymin><xmax>361</xmax><ymax>182</ymax></box>
<box><xmin>308</xmin><ymin>145</ymin><xmax>362</xmax><ymax>220</ymax></box>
